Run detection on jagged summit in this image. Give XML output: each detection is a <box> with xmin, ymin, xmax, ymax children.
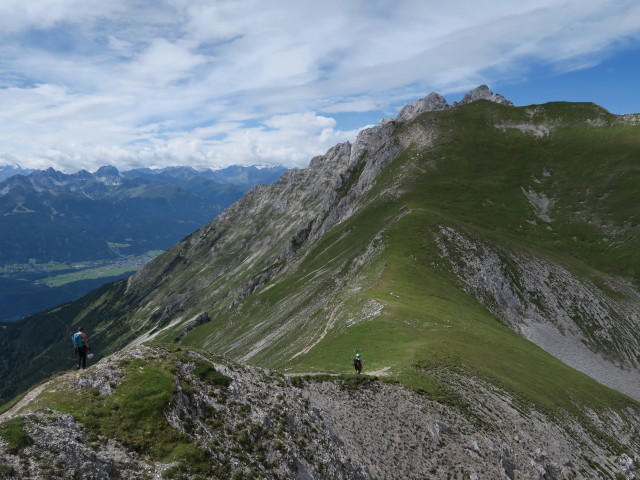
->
<box><xmin>395</xmin><ymin>85</ymin><xmax>513</xmax><ymax>122</ymax></box>
<box><xmin>395</xmin><ymin>92</ymin><xmax>450</xmax><ymax>121</ymax></box>
<box><xmin>454</xmin><ymin>84</ymin><xmax>513</xmax><ymax>106</ymax></box>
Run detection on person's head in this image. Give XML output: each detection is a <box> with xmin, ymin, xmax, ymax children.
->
<box><xmin>78</xmin><ymin>327</ymin><xmax>84</xmax><ymax>332</ymax></box>
<box><xmin>356</xmin><ymin>354</ymin><xmax>360</xmax><ymax>358</ymax></box>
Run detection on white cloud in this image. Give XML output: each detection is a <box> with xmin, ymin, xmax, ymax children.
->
<box><xmin>262</xmin><ymin>112</ymin><xmax>335</xmax><ymax>131</ymax></box>
<box><xmin>128</xmin><ymin>38</ymin><xmax>209</xmax><ymax>85</ymax></box>
<box><xmin>0</xmin><ymin>0</ymin><xmax>123</xmax><ymax>32</ymax></box>
<box><xmin>321</xmin><ymin>98</ymin><xmax>386</xmax><ymax>114</ymax></box>
<box><xmin>0</xmin><ymin>0</ymin><xmax>639</xmax><ymax>172</ymax></box>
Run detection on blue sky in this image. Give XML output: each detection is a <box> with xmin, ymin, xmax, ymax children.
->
<box><xmin>1</xmin><ymin>0</ymin><xmax>639</xmax><ymax>172</ymax></box>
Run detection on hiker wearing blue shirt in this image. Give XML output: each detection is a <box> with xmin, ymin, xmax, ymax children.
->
<box><xmin>353</xmin><ymin>354</ymin><xmax>363</xmax><ymax>374</ymax></box>
<box><xmin>72</xmin><ymin>327</ymin><xmax>91</xmax><ymax>370</ymax></box>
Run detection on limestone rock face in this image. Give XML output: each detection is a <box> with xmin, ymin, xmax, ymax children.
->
<box><xmin>435</xmin><ymin>225</ymin><xmax>640</xmax><ymax>401</ymax></box>
<box><xmin>455</xmin><ymin>84</ymin><xmax>514</xmax><ymax>106</ymax></box>
<box><xmin>395</xmin><ymin>85</ymin><xmax>513</xmax><ymax>124</ymax></box>
<box><xmin>396</xmin><ymin>92</ymin><xmax>450</xmax><ymax>121</ymax></box>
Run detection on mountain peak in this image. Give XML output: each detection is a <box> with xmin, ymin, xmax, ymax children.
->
<box><xmin>395</xmin><ymin>85</ymin><xmax>513</xmax><ymax>122</ymax></box>
<box><xmin>95</xmin><ymin>165</ymin><xmax>121</xmax><ymax>177</ymax></box>
<box><xmin>396</xmin><ymin>92</ymin><xmax>450</xmax><ymax>121</ymax></box>
<box><xmin>455</xmin><ymin>84</ymin><xmax>513</xmax><ymax>106</ymax></box>
<box><xmin>95</xmin><ymin>165</ymin><xmax>122</xmax><ymax>186</ymax></box>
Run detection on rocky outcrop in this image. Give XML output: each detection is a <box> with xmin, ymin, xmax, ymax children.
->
<box><xmin>395</xmin><ymin>85</ymin><xmax>513</xmax><ymax>123</ymax></box>
<box><xmin>1</xmin><ymin>345</ymin><xmax>638</xmax><ymax>479</ymax></box>
<box><xmin>435</xmin><ymin>225</ymin><xmax>640</xmax><ymax>401</ymax></box>
<box><xmin>454</xmin><ymin>84</ymin><xmax>513</xmax><ymax>106</ymax></box>
<box><xmin>396</xmin><ymin>92</ymin><xmax>450</xmax><ymax>121</ymax></box>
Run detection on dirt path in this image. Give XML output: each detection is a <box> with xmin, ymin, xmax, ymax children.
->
<box><xmin>289</xmin><ymin>301</ymin><xmax>345</xmax><ymax>360</ymax></box>
<box><xmin>366</xmin><ymin>366</ymin><xmax>391</xmax><ymax>376</ymax></box>
<box><xmin>0</xmin><ymin>371</ymin><xmax>75</xmax><ymax>422</ymax></box>
<box><xmin>285</xmin><ymin>366</ymin><xmax>391</xmax><ymax>377</ymax></box>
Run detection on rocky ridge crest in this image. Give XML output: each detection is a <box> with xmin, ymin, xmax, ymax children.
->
<box><xmin>395</xmin><ymin>85</ymin><xmax>512</xmax><ymax>123</ymax></box>
<box><xmin>1</xmin><ymin>345</ymin><xmax>638</xmax><ymax>479</ymax></box>
<box><xmin>126</xmin><ymin>85</ymin><xmax>510</xmax><ymax>340</ymax></box>
<box><xmin>454</xmin><ymin>84</ymin><xmax>513</xmax><ymax>106</ymax></box>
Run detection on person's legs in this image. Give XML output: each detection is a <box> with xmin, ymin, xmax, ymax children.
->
<box><xmin>79</xmin><ymin>346</ymin><xmax>87</xmax><ymax>369</ymax></box>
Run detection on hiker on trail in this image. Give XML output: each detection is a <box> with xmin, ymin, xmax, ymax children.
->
<box><xmin>353</xmin><ymin>354</ymin><xmax>363</xmax><ymax>374</ymax></box>
<box><xmin>73</xmin><ymin>327</ymin><xmax>90</xmax><ymax>370</ymax></box>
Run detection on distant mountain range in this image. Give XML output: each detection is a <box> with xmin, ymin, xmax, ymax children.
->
<box><xmin>0</xmin><ymin>164</ymin><xmax>288</xmax><ymax>321</ymax></box>
<box><xmin>0</xmin><ymin>164</ymin><xmax>34</xmax><ymax>182</ymax></box>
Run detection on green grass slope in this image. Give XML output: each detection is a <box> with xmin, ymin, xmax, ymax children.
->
<box><xmin>178</xmin><ymin>100</ymin><xmax>639</xmax><ymax>421</ymax></box>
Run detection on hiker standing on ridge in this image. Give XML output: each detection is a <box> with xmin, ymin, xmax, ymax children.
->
<box><xmin>73</xmin><ymin>327</ymin><xmax>90</xmax><ymax>370</ymax></box>
<box><xmin>353</xmin><ymin>353</ymin><xmax>363</xmax><ymax>374</ymax></box>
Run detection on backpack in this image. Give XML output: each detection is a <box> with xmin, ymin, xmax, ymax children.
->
<box><xmin>72</xmin><ymin>332</ymin><xmax>84</xmax><ymax>348</ymax></box>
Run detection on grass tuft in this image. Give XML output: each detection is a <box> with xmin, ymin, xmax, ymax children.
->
<box><xmin>0</xmin><ymin>417</ymin><xmax>33</xmax><ymax>454</ymax></box>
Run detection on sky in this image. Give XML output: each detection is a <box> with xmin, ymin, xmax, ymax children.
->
<box><xmin>1</xmin><ymin>0</ymin><xmax>640</xmax><ymax>173</ymax></box>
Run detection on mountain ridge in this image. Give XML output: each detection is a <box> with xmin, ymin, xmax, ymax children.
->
<box><xmin>3</xmin><ymin>86</ymin><xmax>639</xmax><ymax>399</ymax></box>
<box><xmin>1</xmin><ymin>344</ymin><xmax>637</xmax><ymax>479</ymax></box>
<box><xmin>1</xmin><ymin>86</ymin><xmax>639</xmax><ymax>478</ymax></box>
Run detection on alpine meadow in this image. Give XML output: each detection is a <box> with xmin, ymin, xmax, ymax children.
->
<box><xmin>1</xmin><ymin>87</ymin><xmax>639</xmax><ymax>479</ymax></box>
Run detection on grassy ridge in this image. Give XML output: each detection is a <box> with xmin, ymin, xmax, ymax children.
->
<box><xmin>405</xmin><ymin>102</ymin><xmax>640</xmax><ymax>281</ymax></box>
<box><xmin>24</xmin><ymin>351</ymin><xmax>219</xmax><ymax>475</ymax></box>
<box><xmin>181</xmin><ymin>100</ymin><xmax>639</xmax><ymax>421</ymax></box>
<box><xmin>279</xmin><ymin>196</ymin><xmax>632</xmax><ymax>416</ymax></box>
